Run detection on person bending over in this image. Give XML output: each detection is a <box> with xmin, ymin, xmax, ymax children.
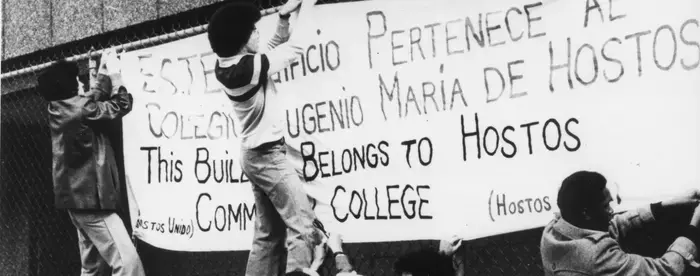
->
<box><xmin>541</xmin><ymin>171</ymin><xmax>700</xmax><ymax>275</ymax></box>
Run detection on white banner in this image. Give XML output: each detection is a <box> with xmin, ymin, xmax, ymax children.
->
<box><xmin>121</xmin><ymin>0</ymin><xmax>700</xmax><ymax>251</ymax></box>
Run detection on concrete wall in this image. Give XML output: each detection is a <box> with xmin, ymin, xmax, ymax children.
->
<box><xmin>1</xmin><ymin>0</ymin><xmax>224</xmax><ymax>60</ymax></box>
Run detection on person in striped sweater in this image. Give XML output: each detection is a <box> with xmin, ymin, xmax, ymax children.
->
<box><xmin>207</xmin><ymin>0</ymin><xmax>324</xmax><ymax>275</ymax></box>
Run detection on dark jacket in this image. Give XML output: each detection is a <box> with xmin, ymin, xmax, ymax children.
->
<box><xmin>541</xmin><ymin>206</ymin><xmax>699</xmax><ymax>275</ymax></box>
<box><xmin>48</xmin><ymin>74</ymin><xmax>133</xmax><ymax>210</ymax></box>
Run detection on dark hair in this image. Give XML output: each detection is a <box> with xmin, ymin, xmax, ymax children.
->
<box><xmin>394</xmin><ymin>250</ymin><xmax>454</xmax><ymax>276</ymax></box>
<box><xmin>37</xmin><ymin>60</ymin><xmax>80</xmax><ymax>101</ymax></box>
<box><xmin>207</xmin><ymin>1</ymin><xmax>261</xmax><ymax>57</ymax></box>
<box><xmin>557</xmin><ymin>171</ymin><xmax>608</xmax><ymax>224</ymax></box>
<box><xmin>285</xmin><ymin>272</ymin><xmax>310</xmax><ymax>276</ymax></box>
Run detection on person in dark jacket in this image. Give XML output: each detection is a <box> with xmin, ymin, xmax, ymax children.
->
<box><xmin>37</xmin><ymin>50</ymin><xmax>144</xmax><ymax>276</ymax></box>
<box><xmin>541</xmin><ymin>170</ymin><xmax>700</xmax><ymax>275</ymax></box>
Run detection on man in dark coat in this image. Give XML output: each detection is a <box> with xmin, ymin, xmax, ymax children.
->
<box><xmin>38</xmin><ymin>50</ymin><xmax>144</xmax><ymax>276</ymax></box>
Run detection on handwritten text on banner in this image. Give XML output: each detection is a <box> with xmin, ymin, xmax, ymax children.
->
<box><xmin>120</xmin><ymin>0</ymin><xmax>700</xmax><ymax>251</ymax></box>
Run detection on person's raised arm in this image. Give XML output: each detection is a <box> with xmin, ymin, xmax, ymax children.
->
<box><xmin>264</xmin><ymin>0</ymin><xmax>318</xmax><ymax>76</ymax></box>
<box><xmin>84</xmin><ymin>74</ymin><xmax>112</xmax><ymax>101</ymax></box>
<box><xmin>328</xmin><ymin>233</ymin><xmax>356</xmax><ymax>274</ymax></box>
<box><xmin>610</xmin><ymin>189</ymin><xmax>700</xmax><ymax>242</ymax></box>
<box><xmin>602</xmin><ymin>198</ymin><xmax>700</xmax><ymax>275</ymax></box>
<box><xmin>82</xmin><ymin>48</ymin><xmax>133</xmax><ymax>121</ymax></box>
<box><xmin>85</xmin><ymin>49</ymin><xmax>125</xmax><ymax>101</ymax></box>
<box><xmin>82</xmin><ymin>87</ymin><xmax>133</xmax><ymax>121</ymax></box>
<box><xmin>265</xmin><ymin>0</ymin><xmax>303</xmax><ymax>50</ymax></box>
<box><xmin>288</xmin><ymin>0</ymin><xmax>317</xmax><ymax>42</ymax></box>
<box><xmin>593</xmin><ymin>228</ymin><xmax>699</xmax><ymax>275</ymax></box>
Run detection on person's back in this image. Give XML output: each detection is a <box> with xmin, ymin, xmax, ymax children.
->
<box><xmin>540</xmin><ymin>171</ymin><xmax>700</xmax><ymax>276</ymax></box>
<box><xmin>48</xmin><ymin>80</ymin><xmax>122</xmax><ymax>209</ymax></box>
<box><xmin>541</xmin><ymin>213</ymin><xmax>620</xmax><ymax>275</ymax></box>
<box><xmin>38</xmin><ymin>52</ymin><xmax>144</xmax><ymax>276</ymax></box>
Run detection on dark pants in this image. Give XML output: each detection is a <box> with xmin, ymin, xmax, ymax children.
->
<box><xmin>241</xmin><ymin>138</ymin><xmax>320</xmax><ymax>276</ymax></box>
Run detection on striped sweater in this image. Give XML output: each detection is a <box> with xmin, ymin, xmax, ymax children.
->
<box><xmin>214</xmin><ymin>18</ymin><xmax>302</xmax><ymax>149</ymax></box>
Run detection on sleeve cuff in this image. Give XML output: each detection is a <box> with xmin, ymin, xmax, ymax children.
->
<box><xmin>638</xmin><ymin>204</ymin><xmax>656</xmax><ymax>223</ymax></box>
<box><xmin>650</xmin><ymin>202</ymin><xmax>665</xmax><ymax>221</ymax></box>
<box><xmin>669</xmin><ymin>236</ymin><xmax>700</xmax><ymax>269</ymax></box>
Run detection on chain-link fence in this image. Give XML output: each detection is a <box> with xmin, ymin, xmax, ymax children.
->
<box><xmin>1</xmin><ymin>0</ymin><xmax>587</xmax><ymax>275</ymax></box>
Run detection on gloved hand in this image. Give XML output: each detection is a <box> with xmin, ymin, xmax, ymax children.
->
<box><xmin>98</xmin><ymin>48</ymin><xmax>125</xmax><ymax>96</ymax></box>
